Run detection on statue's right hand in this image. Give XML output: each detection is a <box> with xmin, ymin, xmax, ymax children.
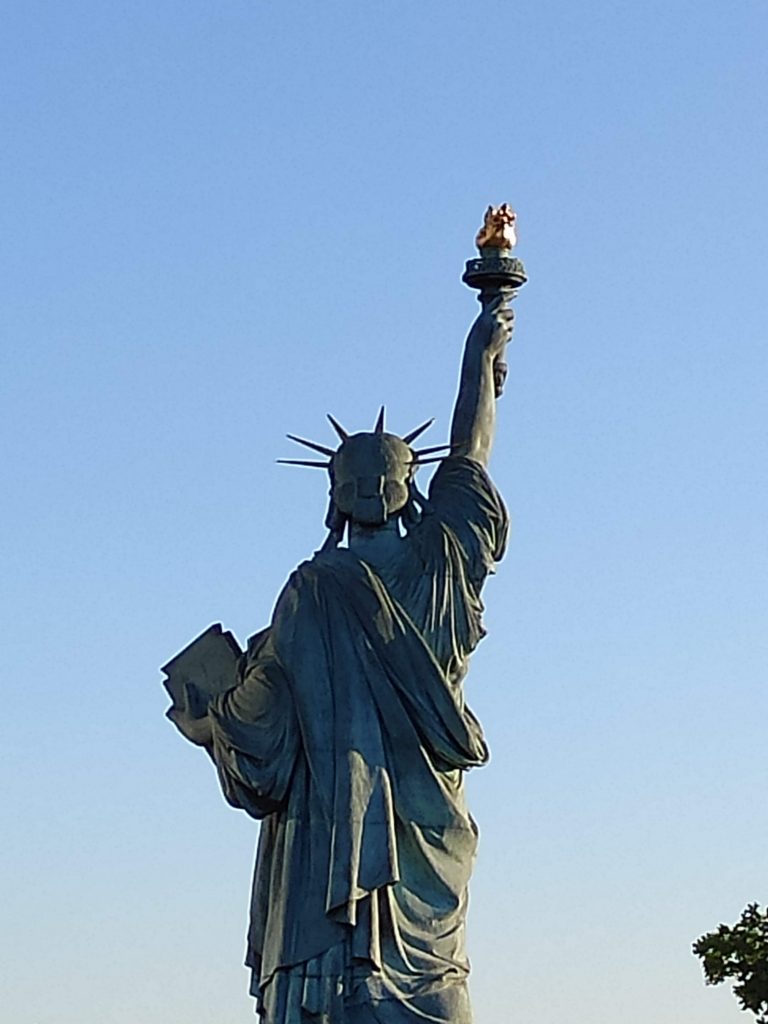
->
<box><xmin>471</xmin><ymin>293</ymin><xmax>515</xmax><ymax>357</ymax></box>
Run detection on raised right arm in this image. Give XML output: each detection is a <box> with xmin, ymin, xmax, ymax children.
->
<box><xmin>449</xmin><ymin>293</ymin><xmax>515</xmax><ymax>467</ymax></box>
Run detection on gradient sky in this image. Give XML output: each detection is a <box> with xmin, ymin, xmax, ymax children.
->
<box><xmin>1</xmin><ymin>3</ymin><xmax>766</xmax><ymax>1022</ymax></box>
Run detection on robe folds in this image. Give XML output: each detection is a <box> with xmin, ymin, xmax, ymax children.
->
<box><xmin>208</xmin><ymin>457</ymin><xmax>508</xmax><ymax>1024</ymax></box>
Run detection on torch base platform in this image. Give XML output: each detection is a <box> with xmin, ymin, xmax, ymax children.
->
<box><xmin>462</xmin><ymin>253</ymin><xmax>527</xmax><ymax>291</ymax></box>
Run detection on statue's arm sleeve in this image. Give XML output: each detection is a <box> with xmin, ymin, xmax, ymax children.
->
<box><xmin>208</xmin><ymin>633</ymin><xmax>299</xmax><ymax>819</ymax></box>
<box><xmin>427</xmin><ymin>455</ymin><xmax>509</xmax><ymax>590</ymax></box>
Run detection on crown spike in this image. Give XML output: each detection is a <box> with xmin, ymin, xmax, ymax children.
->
<box><xmin>327</xmin><ymin>414</ymin><xmax>349</xmax><ymax>441</ymax></box>
<box><xmin>286</xmin><ymin>434</ymin><xmax>336</xmax><ymax>457</ymax></box>
<box><xmin>374</xmin><ymin>405</ymin><xmax>385</xmax><ymax>433</ymax></box>
<box><xmin>412</xmin><ymin>443</ymin><xmax>453</xmax><ymax>457</ymax></box>
<box><xmin>402</xmin><ymin>418</ymin><xmax>434</xmax><ymax>444</ymax></box>
<box><xmin>276</xmin><ymin>459</ymin><xmax>330</xmax><ymax>468</ymax></box>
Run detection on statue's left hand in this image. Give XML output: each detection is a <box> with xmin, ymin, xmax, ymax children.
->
<box><xmin>166</xmin><ymin>681</ymin><xmax>213</xmax><ymax>746</ymax></box>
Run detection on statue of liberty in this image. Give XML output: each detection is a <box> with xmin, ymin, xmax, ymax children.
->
<box><xmin>165</xmin><ymin>207</ymin><xmax>526</xmax><ymax>1024</ymax></box>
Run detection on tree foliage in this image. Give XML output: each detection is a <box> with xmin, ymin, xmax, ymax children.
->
<box><xmin>693</xmin><ymin>903</ymin><xmax>768</xmax><ymax>1023</ymax></box>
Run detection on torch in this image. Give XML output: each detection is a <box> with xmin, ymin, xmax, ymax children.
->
<box><xmin>462</xmin><ymin>204</ymin><xmax>527</xmax><ymax>396</ymax></box>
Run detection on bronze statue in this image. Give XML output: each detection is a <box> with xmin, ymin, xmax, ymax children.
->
<box><xmin>164</xmin><ymin>208</ymin><xmax>526</xmax><ymax>1024</ymax></box>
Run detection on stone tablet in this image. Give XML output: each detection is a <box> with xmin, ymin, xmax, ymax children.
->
<box><xmin>161</xmin><ymin>623</ymin><xmax>242</xmax><ymax>712</ymax></box>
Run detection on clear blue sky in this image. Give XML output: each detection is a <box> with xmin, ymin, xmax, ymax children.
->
<box><xmin>1</xmin><ymin>3</ymin><xmax>766</xmax><ymax>1022</ymax></box>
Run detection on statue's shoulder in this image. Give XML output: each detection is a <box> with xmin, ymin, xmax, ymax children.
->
<box><xmin>428</xmin><ymin>456</ymin><xmax>506</xmax><ymax>522</ymax></box>
<box><xmin>422</xmin><ymin>455</ymin><xmax>509</xmax><ymax>571</ymax></box>
<box><xmin>430</xmin><ymin>453</ymin><xmax>498</xmax><ymax>492</ymax></box>
<box><xmin>278</xmin><ymin>549</ymin><xmax>364</xmax><ymax>599</ymax></box>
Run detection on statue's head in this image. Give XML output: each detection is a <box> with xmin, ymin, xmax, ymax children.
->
<box><xmin>278</xmin><ymin>408</ymin><xmax>447</xmax><ymax>541</ymax></box>
<box><xmin>331</xmin><ymin>431</ymin><xmax>413</xmax><ymax>526</ymax></box>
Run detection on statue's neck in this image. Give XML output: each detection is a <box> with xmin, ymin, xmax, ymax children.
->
<box><xmin>347</xmin><ymin>518</ymin><xmax>402</xmax><ymax>571</ymax></box>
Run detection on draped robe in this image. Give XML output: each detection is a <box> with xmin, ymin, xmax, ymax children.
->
<box><xmin>208</xmin><ymin>457</ymin><xmax>508</xmax><ymax>1023</ymax></box>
